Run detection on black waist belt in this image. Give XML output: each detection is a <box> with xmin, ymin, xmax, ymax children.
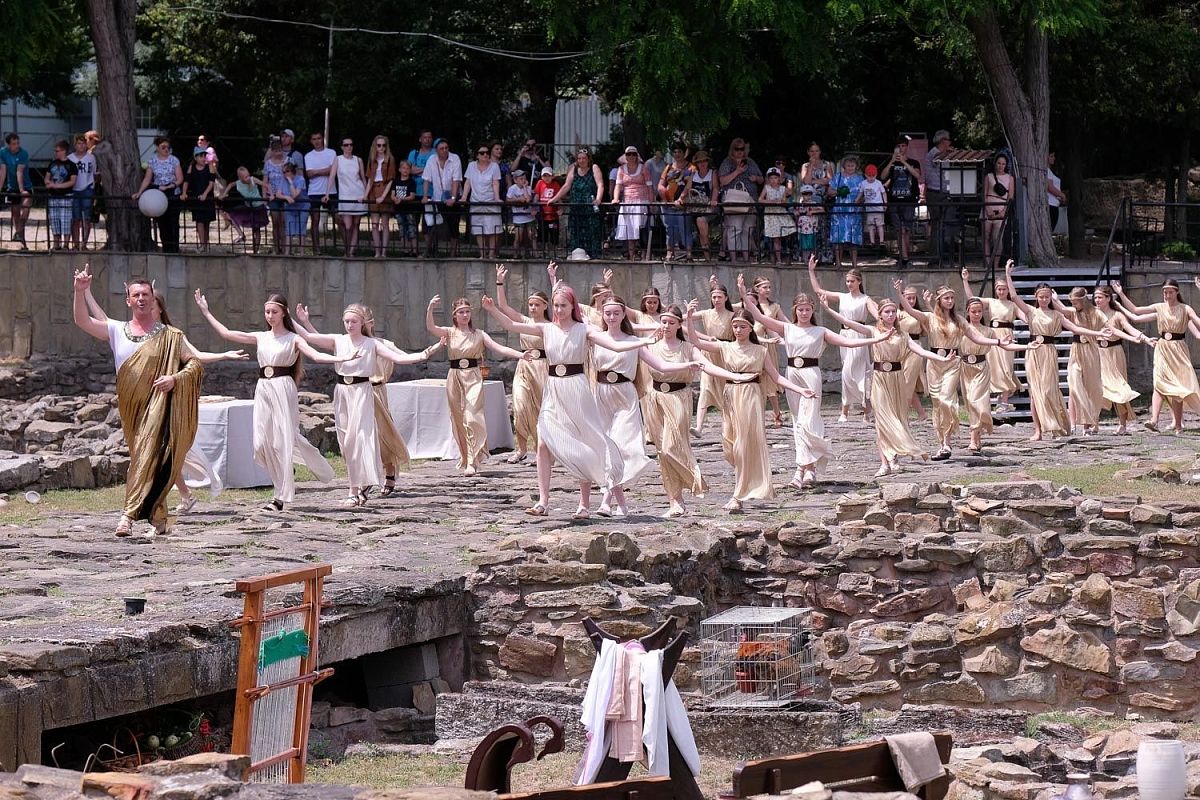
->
<box><xmin>337</xmin><ymin>375</ymin><xmax>370</xmax><ymax>385</ymax></box>
<box><xmin>962</xmin><ymin>354</ymin><xmax>986</xmax><ymax>365</ymax></box>
<box><xmin>990</xmin><ymin>320</ymin><xmax>1014</xmax><ymax>329</ymax></box>
<box><xmin>259</xmin><ymin>362</ymin><xmax>298</xmax><ymax>380</ymax></box>
<box><xmin>654</xmin><ymin>381</ymin><xmax>689</xmax><ymax>393</ymax></box>
<box><xmin>909</xmin><ymin>333</ymin><xmax>921</xmax><ymax>340</ymax></box>
<box><xmin>1031</xmin><ymin>335</ymin><xmax>1053</xmax><ymax>344</ymax></box>
<box><xmin>1098</xmin><ymin>339</ymin><xmax>1120</xmax><ymax>349</ymax></box>
<box><xmin>549</xmin><ymin>363</ymin><xmax>585</xmax><ymax>377</ymax></box>
<box><xmin>729</xmin><ymin>376</ymin><xmax>761</xmax><ymax>384</ymax></box>
<box><xmin>525</xmin><ymin>348</ymin><xmax>545</xmax><ymax>359</ymax></box>
<box><xmin>370</xmin><ymin>378</ymin><xmax>385</xmax><ymax>386</ymax></box>
<box><xmin>596</xmin><ymin>369</ymin><xmax>632</xmax><ymax>385</ymax></box>
<box><xmin>1071</xmin><ymin>336</ymin><xmax>1092</xmax><ymax>345</ymax></box>
<box><xmin>873</xmin><ymin>361</ymin><xmax>902</xmax><ymax>373</ymax></box>
<box><xmin>789</xmin><ymin>356</ymin><xmax>820</xmax><ymax>368</ymax></box>
<box><xmin>934</xmin><ymin>348</ymin><xmax>958</xmax><ymax>357</ymax></box>
<box><xmin>1161</xmin><ymin>331</ymin><xmax>1186</xmax><ymax>341</ymax></box>
<box><xmin>449</xmin><ymin>357</ymin><xmax>480</xmax><ymax>369</ymax></box>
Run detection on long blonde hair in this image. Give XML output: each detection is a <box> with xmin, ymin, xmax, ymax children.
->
<box><xmin>343</xmin><ymin>303</ymin><xmax>373</xmax><ymax>337</ymax></box>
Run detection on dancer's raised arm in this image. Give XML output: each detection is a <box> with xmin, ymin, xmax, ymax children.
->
<box><xmin>493</xmin><ymin>264</ymin><xmax>525</xmax><ymax>322</ymax></box>
<box><xmin>194</xmin><ymin>290</ymin><xmax>257</xmax><ymax>345</ymax></box>
<box><xmin>1004</xmin><ymin>260</ymin><xmax>1032</xmax><ymax>322</ymax></box>
<box><xmin>905</xmin><ymin>335</ymin><xmax>956</xmax><ymax>362</ymax></box>
<box><xmin>1060</xmin><ymin>315</ymin><xmax>1113</xmax><ymax>340</ymax></box>
<box><xmin>821</xmin><ymin>295</ymin><xmax>872</xmax><ymax>335</ymax></box>
<box><xmin>762</xmin><ymin>358</ymin><xmax>817</xmax><ymax>398</ymax></box>
<box><xmin>1112</xmin><ymin>281</ymin><xmax>1155</xmax><ymax>315</ymax></box>
<box><xmin>376</xmin><ymin>337</ymin><xmax>444</xmax><ymax>366</ymax></box>
<box><xmin>825</xmin><ymin>327</ymin><xmax>891</xmax><ymax>348</ymax></box>
<box><xmin>480</xmin><ymin>295</ymin><xmax>542</xmax><ymax>336</ymax></box>
<box><xmin>292</xmin><ymin>303</ymin><xmax>339</xmax><ymax>349</ymax></box>
<box><xmin>481</xmin><ymin>332</ymin><xmax>527</xmax><ymax>361</ymax></box>
<box><xmin>806</xmin><ymin>254</ymin><xmax>836</xmax><ymax>301</ymax></box>
<box><xmin>587</xmin><ymin>328</ymin><xmax>653</xmax><ymax>352</ymax></box>
<box><xmin>684</xmin><ymin>303</ymin><xmax>722</xmax><ymax>355</ymax></box>
<box><xmin>426</xmin><ymin>295</ymin><xmax>452</xmax><ymax>338</ymax></box>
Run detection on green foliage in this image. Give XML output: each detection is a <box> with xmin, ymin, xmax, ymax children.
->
<box><xmin>1161</xmin><ymin>241</ymin><xmax>1197</xmax><ymax>261</ymax></box>
<box><xmin>0</xmin><ymin>0</ymin><xmax>90</xmax><ymax>106</ymax></box>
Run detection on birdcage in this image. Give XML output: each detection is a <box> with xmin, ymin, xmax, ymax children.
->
<box><xmin>699</xmin><ymin>606</ymin><xmax>818</xmax><ymax>710</ymax></box>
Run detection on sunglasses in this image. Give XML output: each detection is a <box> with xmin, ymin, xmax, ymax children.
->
<box><xmin>341</xmin><ymin>142</ymin><xmax>353</xmax><ymax>147</ymax></box>
<box><xmin>375</xmin><ymin>143</ymin><xmax>387</xmax><ymax>148</ymax></box>
<box><xmin>733</xmin><ymin>146</ymin><xmax>746</xmax><ymax>152</ymax></box>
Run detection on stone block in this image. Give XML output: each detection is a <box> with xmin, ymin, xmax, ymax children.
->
<box><xmin>962</xmin><ymin>645</ymin><xmax>1018</xmax><ymax>676</ymax></box>
<box><xmin>523</xmin><ymin>585</ymin><xmax>617</xmax><ymax>609</ymax></box>
<box><xmin>869</xmin><ymin>587</ymin><xmax>949</xmax><ymax>618</ymax></box>
<box><xmin>955</xmin><ymin>602</ymin><xmax>1023</xmax><ymax>647</ymax></box>
<box><xmin>1111</xmin><ymin>583</ymin><xmax>1164</xmax><ymax>620</ymax></box>
<box><xmin>1020</xmin><ymin>624</ymin><xmax>1113</xmax><ymax>674</ymax></box>
<box><xmin>89</xmin><ymin>661</ymin><xmax>150</xmax><ymax>720</ymax></box>
<box><xmin>906</xmin><ymin>675</ymin><xmax>985</xmax><ymax>704</ymax></box>
<box><xmin>412</xmin><ymin>682</ymin><xmax>437</xmax><ymax>715</ymax></box>
<box><xmin>329</xmin><ymin>705</ymin><xmax>371</xmax><ymax>726</ymax></box>
<box><xmin>21</xmin><ymin>420</ymin><xmax>74</xmax><ymax>443</ymax></box>
<box><xmin>38</xmin><ymin>453</ymin><xmax>95</xmax><ymax>489</ymax></box>
<box><xmin>980</xmin><ymin>516</ymin><xmax>1044</xmax><ymax>540</ymax></box>
<box><xmin>146</xmin><ymin>649</ymin><xmax>197</xmax><ymax>706</ymax></box>
<box><xmin>498</xmin><ymin>634</ymin><xmax>557</xmax><ymax>677</ymax></box>
<box><xmin>0</xmin><ymin>642</ymin><xmax>89</xmax><ymax>672</ymax></box>
<box><xmin>138</xmin><ymin>752</ymin><xmax>250</xmax><ymax>780</ymax></box>
<box><xmin>0</xmin><ymin>452</ymin><xmax>41</xmax><ymax>491</ymax></box>
<box><xmin>831</xmin><ymin>679</ymin><xmax>900</xmax><ymax>702</ymax></box>
<box><xmin>987</xmin><ymin>671</ymin><xmax>1058</xmax><ymax>704</ymax></box>
<box><xmin>965</xmin><ymin>481</ymin><xmax>1053</xmax><ymax>500</ymax></box>
<box><xmin>514</xmin><ymin>563</ymin><xmax>607</xmax><ymax>585</ymax></box>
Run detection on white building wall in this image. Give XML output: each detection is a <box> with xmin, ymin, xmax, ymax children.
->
<box><xmin>552</xmin><ymin>96</ymin><xmax>622</xmax><ymax>171</ymax></box>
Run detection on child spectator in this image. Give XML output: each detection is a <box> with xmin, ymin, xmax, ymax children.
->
<box><xmin>796</xmin><ymin>184</ymin><xmax>821</xmax><ymax>261</ymax></box>
<box><xmin>44</xmin><ymin>139</ymin><xmax>78</xmax><ymax>250</ymax></box>
<box><xmin>392</xmin><ymin>160</ymin><xmax>419</xmax><ymax>256</ymax></box>
<box><xmin>221</xmin><ymin>166</ymin><xmax>269</xmax><ymax>253</ymax></box>
<box><xmin>180</xmin><ymin>147</ymin><xmax>216</xmax><ymax>252</ymax></box>
<box><xmin>534</xmin><ymin>165</ymin><xmax>560</xmax><ymax>248</ymax></box>
<box><xmin>860</xmin><ymin>163</ymin><xmax>887</xmax><ymax>245</ymax></box>
<box><xmin>68</xmin><ymin>134</ymin><xmax>97</xmax><ymax>250</ymax></box>
<box><xmin>283</xmin><ymin>162</ymin><xmax>309</xmax><ymax>255</ymax></box>
<box><xmin>508</xmin><ymin>169</ymin><xmax>535</xmax><ymax>258</ymax></box>
<box><xmin>759</xmin><ymin>167</ymin><xmax>795</xmax><ymax>264</ymax></box>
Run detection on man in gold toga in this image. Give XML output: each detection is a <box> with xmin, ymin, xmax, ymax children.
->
<box><xmin>72</xmin><ymin>265</ymin><xmax>203</xmax><ymax>536</ymax></box>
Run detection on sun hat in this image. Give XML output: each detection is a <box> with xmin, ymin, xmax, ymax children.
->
<box><xmin>567</xmin><ymin>248</ymin><xmax>590</xmax><ymax>262</ymax></box>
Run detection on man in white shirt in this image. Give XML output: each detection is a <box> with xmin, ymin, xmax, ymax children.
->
<box><xmin>68</xmin><ymin>133</ymin><xmax>98</xmax><ymax>250</ymax></box>
<box><xmin>304</xmin><ymin>132</ymin><xmax>337</xmax><ymax>251</ymax></box>
<box><xmin>1047</xmin><ymin>150</ymin><xmax>1066</xmax><ymax>233</ymax></box>
<box><xmin>422</xmin><ymin>138</ymin><xmax>462</xmax><ymax>256</ymax></box>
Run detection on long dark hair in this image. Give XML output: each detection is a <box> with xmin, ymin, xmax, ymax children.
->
<box><xmin>640</xmin><ymin>288</ymin><xmax>662</xmax><ymax>314</ymax></box>
<box><xmin>265</xmin><ymin>292</ymin><xmax>297</xmax><ymax>333</ymax></box>
<box><xmin>529</xmin><ymin>290</ymin><xmax>551</xmax><ymax>321</ymax></box>
<box><xmin>153</xmin><ymin>290</ymin><xmax>172</xmax><ymax>326</ymax></box>
<box><xmin>730</xmin><ymin>309</ymin><xmax>760</xmax><ymax>344</ymax></box>
<box><xmin>604</xmin><ymin>296</ymin><xmax>635</xmax><ymax>336</ymax></box>
<box><xmin>663</xmin><ymin>304</ymin><xmax>686</xmax><ymax>341</ymax></box>
<box><xmin>711</xmin><ymin>284</ymin><xmax>734</xmax><ymax>312</ymax></box>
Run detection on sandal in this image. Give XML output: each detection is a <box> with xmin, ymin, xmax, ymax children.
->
<box><xmin>773</xmin><ymin>410</ymin><xmax>784</xmax><ymax>428</ymax></box>
<box><xmin>525</xmin><ymin>502</ymin><xmax>548</xmax><ymax>517</ymax></box>
<box><xmin>723</xmin><ymin>498</ymin><xmax>744</xmax><ymax>514</ymax></box>
<box><xmin>115</xmin><ymin>515</ymin><xmax>133</xmax><ymax>538</ymax></box>
<box><xmin>152</xmin><ymin>520</ymin><xmax>171</xmax><ymax>536</ymax></box>
<box><xmin>263</xmin><ymin>499</ymin><xmax>285</xmax><ymax>512</ymax></box>
<box><xmin>173</xmin><ymin>494</ymin><xmax>197</xmax><ymax>514</ymax></box>
<box><xmin>505</xmin><ymin>452</ymin><xmax>526</xmax><ymax>464</ymax></box>
<box><xmin>572</xmin><ymin>505</ymin><xmax>591</xmax><ymax>520</ymax></box>
<box><xmin>379</xmin><ymin>476</ymin><xmax>397</xmax><ymax>497</ymax></box>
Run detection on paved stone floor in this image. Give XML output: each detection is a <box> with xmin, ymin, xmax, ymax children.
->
<box><xmin>3</xmin><ymin>409</ymin><xmax>1199</xmax><ymax>649</ymax></box>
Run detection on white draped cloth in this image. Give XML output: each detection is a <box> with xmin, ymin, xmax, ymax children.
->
<box><xmin>334</xmin><ymin>335</ymin><xmax>384</xmax><ymax>489</ymax></box>
<box><xmin>591</xmin><ymin>344</ymin><xmax>652</xmax><ymax>487</ymax></box>
<box><xmin>576</xmin><ymin>638</ymin><xmax>701</xmax><ymax>785</ymax></box>
<box><xmin>252</xmin><ymin>331</ymin><xmax>335</xmax><ymax>501</ymax></box>
<box><xmin>782</xmin><ymin>324</ymin><xmax>834</xmax><ymax>473</ymax></box>
<box><xmin>538</xmin><ymin>323</ymin><xmax>622</xmax><ymax>489</ymax></box>
<box><xmin>835</xmin><ymin>291</ymin><xmax>871</xmax><ymax>405</ymax></box>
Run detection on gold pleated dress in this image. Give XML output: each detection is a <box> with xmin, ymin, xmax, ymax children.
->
<box><xmin>896</xmin><ymin>311</ymin><xmax>924</xmax><ymax>396</ymax></box>
<box><xmin>642</xmin><ymin>340</ymin><xmax>707</xmax><ymax>499</ymax></box>
<box><xmin>696</xmin><ymin>307</ymin><xmax>734</xmax><ymax>412</ymax></box>
<box><xmin>984</xmin><ymin>298</ymin><xmax>1020</xmax><ymax>394</ymax></box>
<box><xmin>960</xmin><ymin>324</ymin><xmax>994</xmax><ymax>435</ymax></box>
<box><xmin>1098</xmin><ymin>309</ymin><xmax>1139</xmax><ymax>409</ymax></box>
<box><xmin>923</xmin><ymin>317</ymin><xmax>963</xmax><ymax>442</ymax></box>
<box><xmin>719</xmin><ymin>341</ymin><xmax>773</xmax><ymax>501</ymax></box>
<box><xmin>781</xmin><ymin>324</ymin><xmax>834</xmax><ymax>472</ymax></box>
<box><xmin>511</xmin><ymin>319</ymin><xmax>548</xmax><ymax>453</ymax></box>
<box><xmin>445</xmin><ymin>327</ymin><xmax>488</xmax><ymax>470</ymax></box>
<box><xmin>254</xmin><ymin>331</ymin><xmax>336</xmax><ymax>502</ymax></box>
<box><xmin>1152</xmin><ymin>303</ymin><xmax>1200</xmax><ymax>414</ymax></box>
<box><xmin>756</xmin><ymin>300</ymin><xmax>784</xmax><ymax>399</ymax></box>
<box><xmin>1025</xmin><ymin>308</ymin><xmax>1070</xmax><ymax>435</ymax></box>
<box><xmin>372</xmin><ymin>338</ymin><xmax>411</xmax><ymax>476</ymax></box>
<box><xmin>869</xmin><ymin>330</ymin><xmax>927</xmax><ymax>460</ymax></box>
<box><xmin>1063</xmin><ymin>306</ymin><xmax>1105</xmax><ymax>427</ymax></box>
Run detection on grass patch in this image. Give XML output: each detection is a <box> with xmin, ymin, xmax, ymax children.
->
<box><xmin>308</xmin><ymin>749</ymin><xmax>743</xmax><ymax>797</ymax></box>
<box><xmin>1026</xmin><ymin>711</ymin><xmax>1200</xmax><ymax>740</ymax></box>
<box><xmin>945</xmin><ymin>460</ymin><xmax>1200</xmax><ymax>502</ymax></box>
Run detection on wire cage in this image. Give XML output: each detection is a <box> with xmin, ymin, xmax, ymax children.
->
<box><xmin>699</xmin><ymin>606</ymin><xmax>819</xmax><ymax>710</ymax></box>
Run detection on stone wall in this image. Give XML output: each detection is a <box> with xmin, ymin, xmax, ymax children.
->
<box><xmin>465</xmin><ymin>480</ymin><xmax>1200</xmax><ymax>718</ymax></box>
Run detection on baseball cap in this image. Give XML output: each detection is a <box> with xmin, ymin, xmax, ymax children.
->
<box><xmin>540</xmin><ymin>166</ymin><xmax>554</xmax><ymax>176</ymax></box>
<box><xmin>865</xmin><ymin>164</ymin><xmax>878</xmax><ymax>178</ymax></box>
<box><xmin>624</xmin><ymin>146</ymin><xmax>640</xmax><ymax>157</ymax></box>
<box><xmin>282</xmin><ymin>128</ymin><xmax>295</xmax><ymax>137</ymax></box>
<box><xmin>766</xmin><ymin>167</ymin><xmax>781</xmax><ymax>177</ymax></box>
<box><xmin>896</xmin><ymin>134</ymin><xmax>912</xmax><ymax>145</ymax></box>
<box><xmin>512</xmin><ymin>169</ymin><xmax>526</xmax><ymax>178</ymax></box>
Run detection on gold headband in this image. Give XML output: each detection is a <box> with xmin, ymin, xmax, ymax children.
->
<box><xmin>878</xmin><ymin>298</ymin><xmax>898</xmax><ymax>311</ymax></box>
<box><xmin>602</xmin><ymin>299</ymin><xmax>626</xmax><ymax>310</ymax></box>
<box><xmin>659</xmin><ymin>311</ymin><xmax>682</xmax><ymax>321</ymax></box>
<box><xmin>934</xmin><ymin>287</ymin><xmax>955</xmax><ymax>302</ymax></box>
<box><xmin>265</xmin><ymin>300</ymin><xmax>286</xmax><ymax>310</ymax></box>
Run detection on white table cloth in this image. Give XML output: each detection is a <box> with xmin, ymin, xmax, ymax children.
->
<box><xmin>386</xmin><ymin>378</ymin><xmax>515</xmax><ymax>460</ymax></box>
<box><xmin>194</xmin><ymin>397</ymin><xmax>273</xmax><ymax>489</ymax></box>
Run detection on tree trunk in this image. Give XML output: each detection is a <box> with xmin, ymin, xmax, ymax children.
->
<box><xmin>966</xmin><ymin>8</ymin><xmax>1057</xmax><ymax>266</ymax></box>
<box><xmin>84</xmin><ymin>0</ymin><xmax>149</xmax><ymax>252</ymax></box>
<box><xmin>1177</xmin><ymin>132</ymin><xmax>1190</xmax><ymax>238</ymax></box>
<box><xmin>1066</xmin><ymin>125</ymin><xmax>1086</xmax><ymax>260</ymax></box>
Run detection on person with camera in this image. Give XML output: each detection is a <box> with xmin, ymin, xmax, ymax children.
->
<box><xmin>717</xmin><ymin>138</ymin><xmax>763</xmax><ymax>263</ymax></box>
<box><xmin>511</xmin><ymin>137</ymin><xmax>546</xmax><ymax>180</ymax></box>
<box><xmin>882</xmin><ymin>135</ymin><xmax>922</xmax><ymax>267</ymax></box>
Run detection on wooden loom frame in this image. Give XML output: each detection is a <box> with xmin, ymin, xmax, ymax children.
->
<box><xmin>231</xmin><ymin>564</ymin><xmax>334</xmax><ymax>783</ymax></box>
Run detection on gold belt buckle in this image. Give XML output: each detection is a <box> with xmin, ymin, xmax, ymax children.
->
<box><xmin>342</xmin><ymin>375</ymin><xmax>354</xmax><ymax>385</ymax></box>
<box><xmin>530</xmin><ymin>349</ymin><xmax>541</xmax><ymax>359</ymax></box>
<box><xmin>991</xmin><ymin>320</ymin><xmax>1000</xmax><ymax>327</ymax></box>
<box><xmin>458</xmin><ymin>358</ymin><xmax>470</xmax><ymax>368</ymax></box>
<box><xmin>554</xmin><ymin>364</ymin><xmax>567</xmax><ymax>377</ymax></box>
<box><xmin>605</xmin><ymin>371</ymin><xmax>619</xmax><ymax>383</ymax></box>
<box><xmin>881</xmin><ymin>362</ymin><xmax>893</xmax><ymax>372</ymax></box>
<box><xmin>659</xmin><ymin>382</ymin><xmax>671</xmax><ymax>392</ymax></box>
<box><xmin>263</xmin><ymin>366</ymin><xmax>275</xmax><ymax>378</ymax></box>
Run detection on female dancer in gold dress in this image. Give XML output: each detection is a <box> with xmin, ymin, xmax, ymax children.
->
<box><xmin>1005</xmin><ymin>260</ymin><xmax>1111</xmax><ymax>441</ymax></box>
<box><xmin>426</xmin><ymin>296</ymin><xmax>527</xmax><ymax>475</ymax></box>
<box><xmin>961</xmin><ymin>268</ymin><xmax>1019</xmax><ymax>411</ymax></box>
<box><xmin>740</xmin><ymin>279</ymin><xmax>888</xmax><ymax>489</ymax></box>
<box><xmin>1092</xmin><ymin>285</ymin><xmax>1152</xmax><ymax>433</ymax></box>
<box><xmin>481</xmin><ymin>285</ymin><xmax>654</xmax><ymax>518</ymax></box>
<box><xmin>1053</xmin><ymin>287</ymin><xmax>1131</xmax><ymax>435</ymax></box>
<box><xmin>808</xmin><ymin>256</ymin><xmax>878</xmax><ymax>422</ymax></box>
<box><xmin>684</xmin><ymin>307</ymin><xmax>817</xmax><ymax>512</ymax></box>
<box><xmin>691</xmin><ymin>279</ymin><xmax>736</xmax><ymax>435</ymax></box>
<box><xmin>894</xmin><ymin>281</ymin><xmax>1022</xmax><ymax>459</ymax></box>
<box><xmin>823</xmin><ymin>297</ymin><xmax>953</xmax><ymax>477</ymax></box>
<box><xmin>361</xmin><ymin>308</ymin><xmax>413</xmax><ymax>495</ymax></box>
<box><xmin>492</xmin><ymin>264</ymin><xmax>549</xmax><ymax>463</ymax></box>
<box><xmin>960</xmin><ymin>298</ymin><xmax>1040</xmax><ymax>453</ymax></box>
<box><xmin>1113</xmin><ymin>278</ymin><xmax>1200</xmax><ymax>433</ymax></box>
<box><xmin>897</xmin><ymin>284</ymin><xmax>927</xmax><ymax>422</ymax></box>
<box><xmin>740</xmin><ymin>275</ymin><xmax>786</xmax><ymax>426</ymax></box>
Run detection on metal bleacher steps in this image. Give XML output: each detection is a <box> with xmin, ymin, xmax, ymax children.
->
<box><xmin>989</xmin><ymin>262</ymin><xmax>1119</xmax><ymax>424</ymax></box>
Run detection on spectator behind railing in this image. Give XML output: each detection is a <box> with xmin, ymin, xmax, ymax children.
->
<box><xmin>333</xmin><ymin>137</ymin><xmax>368</xmax><ymax>258</ymax></box>
<box><xmin>392</xmin><ymin>159</ymin><xmax>420</xmax><ymax>257</ymax></box>
<box><xmin>463</xmin><ymin>143</ymin><xmax>503</xmax><ymax>260</ymax></box>
<box><xmin>612</xmin><ymin>145</ymin><xmax>652</xmax><ymax>262</ymax></box>
<box><xmin>534</xmin><ymin>165</ymin><xmax>560</xmax><ymax>249</ymax></box>
<box><xmin>548</xmin><ymin>147</ymin><xmax>604</xmax><ymax>260</ymax></box>
<box><xmin>304</xmin><ymin>131</ymin><xmax>338</xmax><ymax>252</ymax></box>
<box><xmin>132</xmin><ymin>136</ymin><xmax>184</xmax><ymax>253</ymax></box>
<box><xmin>881</xmin><ymin>135</ymin><xmax>921</xmax><ymax>267</ymax></box>
<box><xmin>220</xmin><ymin>165</ymin><xmax>268</xmax><ymax>253</ymax></box>
<box><xmin>180</xmin><ymin>146</ymin><xmax>217</xmax><ymax>252</ymax></box>
<box><xmin>717</xmin><ymin>138</ymin><xmax>763</xmax><ymax>263</ymax></box>
<box><xmin>365</xmin><ymin>135</ymin><xmax>397</xmax><ymax>258</ymax></box>
<box><xmin>422</xmin><ymin>137</ymin><xmax>463</xmax><ymax>257</ymax></box>
<box><xmin>684</xmin><ymin>150</ymin><xmax>717</xmax><ymax>262</ymax></box>
<box><xmin>2</xmin><ymin>132</ymin><xmax>35</xmax><ymax>249</ymax></box>
<box><xmin>69</xmin><ymin>133</ymin><xmax>97</xmax><ymax>251</ymax></box>
<box><xmin>44</xmin><ymin>139</ymin><xmax>78</xmax><ymax>251</ymax></box>
<box><xmin>829</xmin><ymin>154</ymin><xmax>865</xmax><ymax>269</ymax></box>
<box><xmin>658</xmin><ymin>142</ymin><xmax>695</xmax><ymax>262</ymax></box>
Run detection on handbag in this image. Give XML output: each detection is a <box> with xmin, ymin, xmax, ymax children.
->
<box><xmin>722</xmin><ymin>188</ymin><xmax>754</xmax><ymax>215</ymax></box>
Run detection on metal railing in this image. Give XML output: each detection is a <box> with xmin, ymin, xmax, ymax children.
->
<box><xmin>0</xmin><ymin>190</ymin><xmax>1019</xmax><ymax>265</ymax></box>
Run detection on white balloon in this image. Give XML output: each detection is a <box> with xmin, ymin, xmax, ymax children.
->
<box><xmin>138</xmin><ymin>188</ymin><xmax>169</xmax><ymax>218</ymax></box>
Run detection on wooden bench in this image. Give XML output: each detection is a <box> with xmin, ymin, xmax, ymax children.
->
<box><xmin>731</xmin><ymin>732</ymin><xmax>953</xmax><ymax>799</ymax></box>
<box><xmin>500</xmin><ymin>775</ymin><xmax>675</xmax><ymax>800</ymax></box>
